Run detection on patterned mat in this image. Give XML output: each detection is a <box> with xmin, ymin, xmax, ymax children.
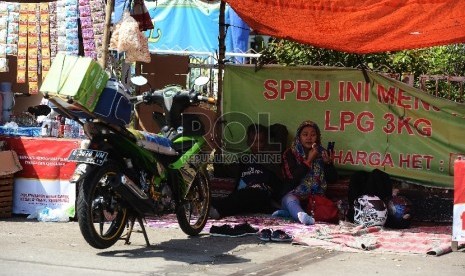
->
<box><xmin>146</xmin><ymin>214</ymin><xmax>463</xmax><ymax>256</ymax></box>
<box><xmin>292</xmin><ymin>222</ymin><xmax>464</xmax><ymax>256</ymax></box>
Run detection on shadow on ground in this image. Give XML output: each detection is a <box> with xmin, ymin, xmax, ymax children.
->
<box><xmin>96</xmin><ymin>233</ymin><xmax>261</xmax><ymax>265</ymax></box>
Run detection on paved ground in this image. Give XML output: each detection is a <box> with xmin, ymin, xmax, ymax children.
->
<box><xmin>0</xmin><ymin>216</ymin><xmax>464</xmax><ymax>276</ymax></box>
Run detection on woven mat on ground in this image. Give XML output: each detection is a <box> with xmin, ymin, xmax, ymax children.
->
<box><xmin>292</xmin><ymin>222</ymin><xmax>465</xmax><ymax>256</ymax></box>
<box><xmin>146</xmin><ymin>214</ymin><xmax>463</xmax><ymax>257</ymax></box>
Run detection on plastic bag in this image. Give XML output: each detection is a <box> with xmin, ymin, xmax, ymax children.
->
<box><xmin>130</xmin><ymin>0</ymin><xmax>154</xmax><ymax>31</ymax></box>
<box><xmin>117</xmin><ymin>11</ymin><xmax>141</xmax><ymax>53</ymax></box>
<box><xmin>0</xmin><ymin>57</ymin><xmax>8</xmax><ymax>72</ymax></box>
<box><xmin>27</xmin><ymin>206</ymin><xmax>70</xmax><ymax>222</ymax></box>
<box><xmin>125</xmin><ymin>31</ymin><xmax>151</xmax><ymax>63</ymax></box>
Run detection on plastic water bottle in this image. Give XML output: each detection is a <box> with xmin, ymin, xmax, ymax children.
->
<box><xmin>41</xmin><ymin>118</ymin><xmax>51</xmax><ymax>137</ymax></box>
<box><xmin>78</xmin><ymin>123</ymin><xmax>85</xmax><ymax>138</ymax></box>
<box><xmin>41</xmin><ymin>122</ymin><xmax>49</xmax><ymax>137</ymax></box>
<box><xmin>71</xmin><ymin>120</ymin><xmax>80</xmax><ymax>138</ymax></box>
<box><xmin>63</xmin><ymin>118</ymin><xmax>72</xmax><ymax>138</ymax></box>
<box><xmin>59</xmin><ymin>116</ymin><xmax>65</xmax><ymax>137</ymax></box>
<box><xmin>50</xmin><ymin>118</ymin><xmax>59</xmax><ymax>137</ymax></box>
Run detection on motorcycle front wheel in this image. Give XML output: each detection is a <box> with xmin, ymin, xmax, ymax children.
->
<box><xmin>176</xmin><ymin>170</ymin><xmax>210</xmax><ymax>236</ymax></box>
<box><xmin>77</xmin><ymin>162</ymin><xmax>128</xmax><ymax>249</ymax></box>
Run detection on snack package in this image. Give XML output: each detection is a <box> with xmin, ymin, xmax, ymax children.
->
<box><xmin>0</xmin><ymin>57</ymin><xmax>8</xmax><ymax>72</ymax></box>
<box><xmin>117</xmin><ymin>12</ymin><xmax>141</xmax><ymax>53</ymax></box>
<box><xmin>125</xmin><ymin>31</ymin><xmax>151</xmax><ymax>64</ymax></box>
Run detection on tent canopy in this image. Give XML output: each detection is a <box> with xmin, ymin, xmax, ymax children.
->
<box><xmin>225</xmin><ymin>0</ymin><xmax>465</xmax><ymax>54</ymax></box>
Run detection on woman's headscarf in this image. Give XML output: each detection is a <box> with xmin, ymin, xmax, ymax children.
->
<box><xmin>290</xmin><ymin>120</ymin><xmax>326</xmax><ymax>194</ymax></box>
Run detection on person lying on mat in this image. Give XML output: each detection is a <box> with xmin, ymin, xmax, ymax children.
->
<box><xmin>278</xmin><ymin>120</ymin><xmax>337</xmax><ymax>225</ymax></box>
<box><xmin>209</xmin><ymin>123</ymin><xmax>284</xmax><ymax>219</ymax></box>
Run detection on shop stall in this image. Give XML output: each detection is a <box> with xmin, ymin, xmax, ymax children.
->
<box><xmin>0</xmin><ymin>0</ymin><xmax>107</xmax><ymax>95</ymax></box>
<box><xmin>0</xmin><ymin>136</ymin><xmax>79</xmax><ymax>215</ymax></box>
<box><xmin>6</xmin><ymin>1</ymin><xmax>197</xmax><ymax>221</ymax></box>
<box><xmin>0</xmin><ymin>0</ymin><xmax>110</xmax><ymax>215</ymax></box>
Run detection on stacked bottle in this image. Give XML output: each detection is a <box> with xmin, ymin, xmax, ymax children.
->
<box><xmin>63</xmin><ymin>118</ymin><xmax>73</xmax><ymax>138</ymax></box>
<box><xmin>40</xmin><ymin>117</ymin><xmax>85</xmax><ymax>139</ymax></box>
<box><xmin>41</xmin><ymin>118</ymin><xmax>51</xmax><ymax>137</ymax></box>
<box><xmin>50</xmin><ymin>117</ymin><xmax>60</xmax><ymax>137</ymax></box>
<box><xmin>71</xmin><ymin>120</ymin><xmax>80</xmax><ymax>138</ymax></box>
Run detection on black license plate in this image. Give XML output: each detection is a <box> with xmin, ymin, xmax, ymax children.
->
<box><xmin>68</xmin><ymin>149</ymin><xmax>108</xmax><ymax>166</ymax></box>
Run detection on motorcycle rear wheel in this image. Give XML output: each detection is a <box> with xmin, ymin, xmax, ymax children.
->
<box><xmin>176</xmin><ymin>170</ymin><xmax>210</xmax><ymax>236</ymax></box>
<box><xmin>77</xmin><ymin>162</ymin><xmax>128</xmax><ymax>249</ymax></box>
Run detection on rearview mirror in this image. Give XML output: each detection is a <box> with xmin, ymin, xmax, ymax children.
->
<box><xmin>194</xmin><ymin>76</ymin><xmax>209</xmax><ymax>87</ymax></box>
<box><xmin>131</xmin><ymin>76</ymin><xmax>148</xmax><ymax>86</ymax></box>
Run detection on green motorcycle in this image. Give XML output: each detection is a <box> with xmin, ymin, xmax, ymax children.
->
<box><xmin>51</xmin><ymin>76</ymin><xmax>216</xmax><ymax>249</ymax></box>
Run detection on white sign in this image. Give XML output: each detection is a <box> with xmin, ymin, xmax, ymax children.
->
<box><xmin>12</xmin><ymin>178</ymin><xmax>76</xmax><ymax>215</ymax></box>
<box><xmin>452</xmin><ymin>204</ymin><xmax>465</xmax><ymax>241</ymax></box>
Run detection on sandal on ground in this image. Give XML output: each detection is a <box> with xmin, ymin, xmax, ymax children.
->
<box><xmin>258</xmin><ymin>228</ymin><xmax>272</xmax><ymax>241</ymax></box>
<box><xmin>270</xmin><ymin>229</ymin><xmax>293</xmax><ymax>242</ymax></box>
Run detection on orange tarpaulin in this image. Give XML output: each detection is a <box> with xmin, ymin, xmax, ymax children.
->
<box><xmin>225</xmin><ymin>0</ymin><xmax>465</xmax><ymax>53</ymax></box>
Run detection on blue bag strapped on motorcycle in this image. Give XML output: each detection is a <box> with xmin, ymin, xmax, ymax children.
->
<box><xmin>93</xmin><ymin>79</ymin><xmax>132</xmax><ymax>126</ymax></box>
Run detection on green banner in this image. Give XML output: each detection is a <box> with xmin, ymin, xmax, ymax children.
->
<box><xmin>223</xmin><ymin>65</ymin><xmax>465</xmax><ymax>189</ymax></box>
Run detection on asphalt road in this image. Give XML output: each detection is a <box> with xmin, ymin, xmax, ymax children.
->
<box><xmin>0</xmin><ymin>216</ymin><xmax>464</xmax><ymax>276</ymax></box>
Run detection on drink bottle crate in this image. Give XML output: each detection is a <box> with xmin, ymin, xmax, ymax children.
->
<box><xmin>0</xmin><ymin>174</ymin><xmax>14</xmax><ymax>218</ymax></box>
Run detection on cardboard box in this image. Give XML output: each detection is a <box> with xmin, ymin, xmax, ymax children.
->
<box><xmin>0</xmin><ymin>150</ymin><xmax>22</xmax><ymax>218</ymax></box>
<box><xmin>0</xmin><ymin>150</ymin><xmax>23</xmax><ymax>177</ymax></box>
<box><xmin>40</xmin><ymin>53</ymin><xmax>109</xmax><ymax>111</ymax></box>
<box><xmin>39</xmin><ymin>54</ymin><xmax>77</xmax><ymax>96</ymax></box>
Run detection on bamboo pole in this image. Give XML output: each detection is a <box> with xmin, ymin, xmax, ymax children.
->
<box><xmin>99</xmin><ymin>0</ymin><xmax>114</xmax><ymax>69</ymax></box>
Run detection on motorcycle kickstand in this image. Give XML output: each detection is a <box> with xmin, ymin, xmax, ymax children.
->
<box><xmin>124</xmin><ymin>216</ymin><xmax>151</xmax><ymax>247</ymax></box>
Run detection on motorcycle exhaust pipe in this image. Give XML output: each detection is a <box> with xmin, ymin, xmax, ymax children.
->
<box><xmin>109</xmin><ymin>173</ymin><xmax>156</xmax><ymax>215</ymax></box>
<box><xmin>120</xmin><ymin>175</ymin><xmax>148</xmax><ymax>200</ymax></box>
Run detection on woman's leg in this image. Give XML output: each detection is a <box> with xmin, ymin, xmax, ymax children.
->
<box><xmin>281</xmin><ymin>194</ymin><xmax>303</xmax><ymax>221</ymax></box>
<box><xmin>281</xmin><ymin>193</ymin><xmax>314</xmax><ymax>225</ymax></box>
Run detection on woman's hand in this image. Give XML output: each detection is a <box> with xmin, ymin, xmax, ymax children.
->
<box><xmin>304</xmin><ymin>143</ymin><xmax>319</xmax><ymax>166</ymax></box>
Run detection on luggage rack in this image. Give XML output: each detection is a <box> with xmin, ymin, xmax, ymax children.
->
<box><xmin>46</xmin><ymin>96</ymin><xmax>131</xmax><ymax>138</ymax></box>
<box><xmin>46</xmin><ymin>95</ymin><xmax>99</xmax><ymax>124</ymax></box>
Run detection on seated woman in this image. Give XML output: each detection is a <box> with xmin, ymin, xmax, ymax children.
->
<box><xmin>279</xmin><ymin>120</ymin><xmax>337</xmax><ymax>225</ymax></box>
<box><xmin>209</xmin><ymin>123</ymin><xmax>284</xmax><ymax>219</ymax></box>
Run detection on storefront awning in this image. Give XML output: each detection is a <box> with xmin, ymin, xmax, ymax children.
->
<box><xmin>225</xmin><ymin>0</ymin><xmax>465</xmax><ymax>53</ymax></box>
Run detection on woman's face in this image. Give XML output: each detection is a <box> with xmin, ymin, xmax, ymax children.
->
<box><xmin>299</xmin><ymin>126</ymin><xmax>318</xmax><ymax>150</ymax></box>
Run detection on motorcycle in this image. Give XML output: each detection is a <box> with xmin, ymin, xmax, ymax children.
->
<box><xmin>47</xmin><ymin>76</ymin><xmax>216</xmax><ymax>249</ymax></box>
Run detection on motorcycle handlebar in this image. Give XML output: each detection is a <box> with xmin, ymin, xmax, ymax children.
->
<box><xmin>129</xmin><ymin>91</ymin><xmax>216</xmax><ymax>105</ymax></box>
<box><xmin>196</xmin><ymin>95</ymin><xmax>216</xmax><ymax>105</ymax></box>
<box><xmin>128</xmin><ymin>90</ymin><xmax>162</xmax><ymax>104</ymax></box>
<box><xmin>129</xmin><ymin>95</ymin><xmax>145</xmax><ymax>103</ymax></box>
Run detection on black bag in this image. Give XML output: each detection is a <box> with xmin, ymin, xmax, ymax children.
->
<box><xmin>324</xmin><ymin>163</ymin><xmax>338</xmax><ymax>184</ymax></box>
<box><xmin>366</xmin><ymin>169</ymin><xmax>392</xmax><ymax>201</ymax></box>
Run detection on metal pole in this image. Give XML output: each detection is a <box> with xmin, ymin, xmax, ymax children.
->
<box><xmin>99</xmin><ymin>0</ymin><xmax>114</xmax><ymax>69</ymax></box>
<box><xmin>215</xmin><ymin>0</ymin><xmax>226</xmax><ymax>153</ymax></box>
